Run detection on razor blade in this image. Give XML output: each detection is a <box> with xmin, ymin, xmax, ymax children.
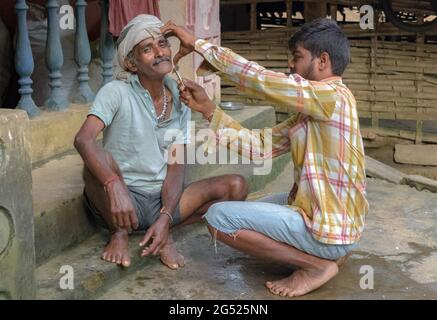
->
<box><xmin>173</xmin><ymin>67</ymin><xmax>186</xmax><ymax>90</ymax></box>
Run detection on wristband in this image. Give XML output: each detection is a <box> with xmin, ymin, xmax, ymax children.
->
<box><xmin>160</xmin><ymin>207</ymin><xmax>174</xmax><ymax>223</ymax></box>
<box><xmin>103</xmin><ymin>175</ymin><xmax>120</xmax><ymax>191</ymax></box>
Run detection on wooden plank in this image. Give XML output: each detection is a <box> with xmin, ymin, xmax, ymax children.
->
<box><xmin>365</xmin><ymin>156</ymin><xmax>406</xmax><ymax>184</ymax></box>
<box><xmin>394</xmin><ymin>144</ymin><xmax>437</xmax><ymax>166</ymax></box>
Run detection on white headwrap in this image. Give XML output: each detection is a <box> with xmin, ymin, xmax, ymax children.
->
<box><xmin>113</xmin><ymin>14</ymin><xmax>164</xmax><ymax>81</ymax></box>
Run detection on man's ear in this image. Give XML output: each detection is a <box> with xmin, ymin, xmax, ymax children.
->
<box><xmin>125</xmin><ymin>57</ymin><xmax>138</xmax><ymax>73</ymax></box>
<box><xmin>318</xmin><ymin>52</ymin><xmax>330</xmax><ymax>71</ymax></box>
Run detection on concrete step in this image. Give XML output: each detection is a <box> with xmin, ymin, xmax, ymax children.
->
<box><xmin>32</xmin><ymin>152</ymin><xmax>96</xmax><ymax>265</ymax></box>
<box><xmin>35</xmin><ymin>223</ymin><xmax>207</xmax><ymax>300</ymax></box>
<box><xmin>32</xmin><ymin>106</ymin><xmax>281</xmax><ymax>265</ymax></box>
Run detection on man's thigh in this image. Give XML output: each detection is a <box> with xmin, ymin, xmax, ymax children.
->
<box><xmin>178</xmin><ymin>174</ymin><xmax>244</xmax><ymax>219</ymax></box>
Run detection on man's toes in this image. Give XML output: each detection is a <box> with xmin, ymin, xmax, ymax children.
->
<box><xmin>272</xmin><ymin>286</ymin><xmax>281</xmax><ymax>295</ymax></box>
<box><xmin>280</xmin><ymin>288</ymin><xmax>292</xmax><ymax>297</ymax></box>
<box><xmin>271</xmin><ymin>283</ymin><xmax>280</xmax><ymax>292</ymax></box>
<box><xmin>169</xmin><ymin>263</ymin><xmax>179</xmax><ymax>270</ymax></box>
<box><xmin>113</xmin><ymin>254</ymin><xmax>120</xmax><ymax>264</ymax></box>
<box><xmin>277</xmin><ymin>287</ymin><xmax>287</xmax><ymax>297</ymax></box>
<box><xmin>122</xmin><ymin>257</ymin><xmax>131</xmax><ymax>267</ymax></box>
<box><xmin>177</xmin><ymin>257</ymin><xmax>185</xmax><ymax>268</ymax></box>
<box><xmin>102</xmin><ymin>252</ymin><xmax>112</xmax><ymax>262</ymax></box>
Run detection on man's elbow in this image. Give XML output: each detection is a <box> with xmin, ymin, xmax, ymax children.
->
<box><xmin>74</xmin><ymin>133</ymin><xmax>87</xmax><ymax>151</ymax></box>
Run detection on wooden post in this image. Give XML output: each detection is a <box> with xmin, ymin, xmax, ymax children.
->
<box><xmin>330</xmin><ymin>3</ymin><xmax>337</xmax><ymax>21</ymax></box>
<box><xmin>250</xmin><ymin>0</ymin><xmax>257</xmax><ymax>32</ymax></box>
<box><xmin>74</xmin><ymin>0</ymin><xmax>95</xmax><ymax>103</ymax></box>
<box><xmin>415</xmin><ymin>17</ymin><xmax>424</xmax><ymax>144</ymax></box>
<box><xmin>286</xmin><ymin>0</ymin><xmax>293</xmax><ymax>27</ymax></box>
<box><xmin>14</xmin><ymin>0</ymin><xmax>39</xmax><ymax>118</ymax></box>
<box><xmin>100</xmin><ymin>0</ymin><xmax>115</xmax><ymax>86</ymax></box>
<box><xmin>45</xmin><ymin>0</ymin><xmax>69</xmax><ymax>111</ymax></box>
<box><xmin>304</xmin><ymin>1</ymin><xmax>327</xmax><ymax>22</ymax></box>
<box><xmin>370</xmin><ymin>9</ymin><xmax>378</xmax><ymax>130</ymax></box>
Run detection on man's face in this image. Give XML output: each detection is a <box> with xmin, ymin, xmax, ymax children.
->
<box><xmin>289</xmin><ymin>44</ymin><xmax>317</xmax><ymax>80</ymax></box>
<box><xmin>130</xmin><ymin>36</ymin><xmax>173</xmax><ymax>79</ymax></box>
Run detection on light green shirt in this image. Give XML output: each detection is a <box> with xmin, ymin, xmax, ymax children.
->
<box><xmin>88</xmin><ymin>74</ymin><xmax>191</xmax><ymax>192</ymax></box>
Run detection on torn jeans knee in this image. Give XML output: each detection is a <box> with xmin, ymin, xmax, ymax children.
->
<box><xmin>207</xmin><ymin>223</ymin><xmax>242</xmax><ymax>254</ymax></box>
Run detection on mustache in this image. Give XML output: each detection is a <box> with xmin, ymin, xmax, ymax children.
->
<box><xmin>153</xmin><ymin>57</ymin><xmax>171</xmax><ymax>65</ymax></box>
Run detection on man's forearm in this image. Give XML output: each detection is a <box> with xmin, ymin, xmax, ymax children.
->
<box><xmin>161</xmin><ymin>163</ymin><xmax>185</xmax><ymax>216</ymax></box>
<box><xmin>75</xmin><ymin>138</ymin><xmax>117</xmax><ymax>185</ymax></box>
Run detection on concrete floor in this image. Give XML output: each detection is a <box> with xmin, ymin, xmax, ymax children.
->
<box><xmin>99</xmin><ymin>163</ymin><xmax>437</xmax><ymax>300</ymax></box>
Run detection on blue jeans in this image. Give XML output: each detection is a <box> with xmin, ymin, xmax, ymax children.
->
<box><xmin>204</xmin><ymin>192</ymin><xmax>357</xmax><ymax>260</ymax></box>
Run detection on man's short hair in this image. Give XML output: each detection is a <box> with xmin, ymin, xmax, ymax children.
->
<box><xmin>288</xmin><ymin>18</ymin><xmax>350</xmax><ymax>76</ymax></box>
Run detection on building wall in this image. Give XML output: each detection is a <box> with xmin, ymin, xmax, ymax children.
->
<box><xmin>160</xmin><ymin>0</ymin><xmax>221</xmax><ymax>103</ymax></box>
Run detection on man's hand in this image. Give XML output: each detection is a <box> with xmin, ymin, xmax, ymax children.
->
<box><xmin>161</xmin><ymin>21</ymin><xmax>197</xmax><ymax>65</ymax></box>
<box><xmin>139</xmin><ymin>214</ymin><xmax>171</xmax><ymax>256</ymax></box>
<box><xmin>106</xmin><ymin>179</ymin><xmax>138</xmax><ymax>233</ymax></box>
<box><xmin>179</xmin><ymin>79</ymin><xmax>216</xmax><ymax>118</ymax></box>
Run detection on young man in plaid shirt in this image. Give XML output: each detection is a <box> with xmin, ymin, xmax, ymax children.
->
<box><xmin>163</xmin><ymin>18</ymin><xmax>369</xmax><ymax>298</ymax></box>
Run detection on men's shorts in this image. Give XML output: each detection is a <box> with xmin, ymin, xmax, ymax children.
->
<box><xmin>203</xmin><ymin>192</ymin><xmax>358</xmax><ymax>260</ymax></box>
<box><xmin>83</xmin><ymin>185</ymin><xmax>185</xmax><ymax>231</ymax></box>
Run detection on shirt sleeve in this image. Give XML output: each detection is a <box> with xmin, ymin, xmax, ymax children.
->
<box><xmin>205</xmin><ymin>107</ymin><xmax>299</xmax><ymax>160</ymax></box>
<box><xmin>195</xmin><ymin>39</ymin><xmax>338</xmax><ymax>121</ymax></box>
<box><xmin>87</xmin><ymin>82</ymin><xmax>122</xmax><ymax>127</ymax></box>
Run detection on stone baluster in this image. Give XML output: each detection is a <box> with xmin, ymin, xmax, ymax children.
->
<box><xmin>45</xmin><ymin>0</ymin><xmax>69</xmax><ymax>111</ymax></box>
<box><xmin>14</xmin><ymin>0</ymin><xmax>40</xmax><ymax>118</ymax></box>
<box><xmin>100</xmin><ymin>0</ymin><xmax>114</xmax><ymax>86</ymax></box>
<box><xmin>74</xmin><ymin>0</ymin><xmax>95</xmax><ymax>103</ymax></box>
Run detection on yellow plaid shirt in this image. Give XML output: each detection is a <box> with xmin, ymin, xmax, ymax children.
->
<box><xmin>196</xmin><ymin>39</ymin><xmax>369</xmax><ymax>245</ymax></box>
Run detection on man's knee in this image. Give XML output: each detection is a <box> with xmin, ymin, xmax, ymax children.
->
<box><xmin>204</xmin><ymin>202</ymin><xmax>228</xmax><ymax>229</ymax></box>
<box><xmin>226</xmin><ymin>174</ymin><xmax>248</xmax><ymax>200</ymax></box>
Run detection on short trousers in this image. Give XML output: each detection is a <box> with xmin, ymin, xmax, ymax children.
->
<box><xmin>203</xmin><ymin>192</ymin><xmax>358</xmax><ymax>260</ymax></box>
<box><xmin>83</xmin><ymin>185</ymin><xmax>184</xmax><ymax>231</ymax></box>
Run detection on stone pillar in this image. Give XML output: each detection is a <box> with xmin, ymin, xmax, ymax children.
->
<box><xmin>100</xmin><ymin>0</ymin><xmax>115</xmax><ymax>86</ymax></box>
<box><xmin>161</xmin><ymin>0</ymin><xmax>221</xmax><ymax>103</ymax></box>
<box><xmin>15</xmin><ymin>0</ymin><xmax>40</xmax><ymax>118</ymax></box>
<box><xmin>45</xmin><ymin>0</ymin><xmax>69</xmax><ymax>111</ymax></box>
<box><xmin>0</xmin><ymin>110</ymin><xmax>35</xmax><ymax>300</ymax></box>
<box><xmin>74</xmin><ymin>0</ymin><xmax>95</xmax><ymax>103</ymax></box>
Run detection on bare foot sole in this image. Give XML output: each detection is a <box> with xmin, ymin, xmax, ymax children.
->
<box><xmin>101</xmin><ymin>231</ymin><xmax>131</xmax><ymax>267</ymax></box>
<box><xmin>265</xmin><ymin>261</ymin><xmax>339</xmax><ymax>298</ymax></box>
<box><xmin>160</xmin><ymin>241</ymin><xmax>185</xmax><ymax>270</ymax></box>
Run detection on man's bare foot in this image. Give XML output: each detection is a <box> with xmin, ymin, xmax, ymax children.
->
<box><xmin>160</xmin><ymin>240</ymin><xmax>185</xmax><ymax>270</ymax></box>
<box><xmin>336</xmin><ymin>252</ymin><xmax>352</xmax><ymax>268</ymax></box>
<box><xmin>265</xmin><ymin>261</ymin><xmax>338</xmax><ymax>298</ymax></box>
<box><xmin>101</xmin><ymin>230</ymin><xmax>131</xmax><ymax>267</ymax></box>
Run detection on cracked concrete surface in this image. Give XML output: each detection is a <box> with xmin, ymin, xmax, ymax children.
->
<box><xmin>99</xmin><ymin>163</ymin><xmax>437</xmax><ymax>300</ymax></box>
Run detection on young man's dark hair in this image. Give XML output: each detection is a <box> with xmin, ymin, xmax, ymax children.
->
<box><xmin>288</xmin><ymin>18</ymin><xmax>350</xmax><ymax>76</ymax></box>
